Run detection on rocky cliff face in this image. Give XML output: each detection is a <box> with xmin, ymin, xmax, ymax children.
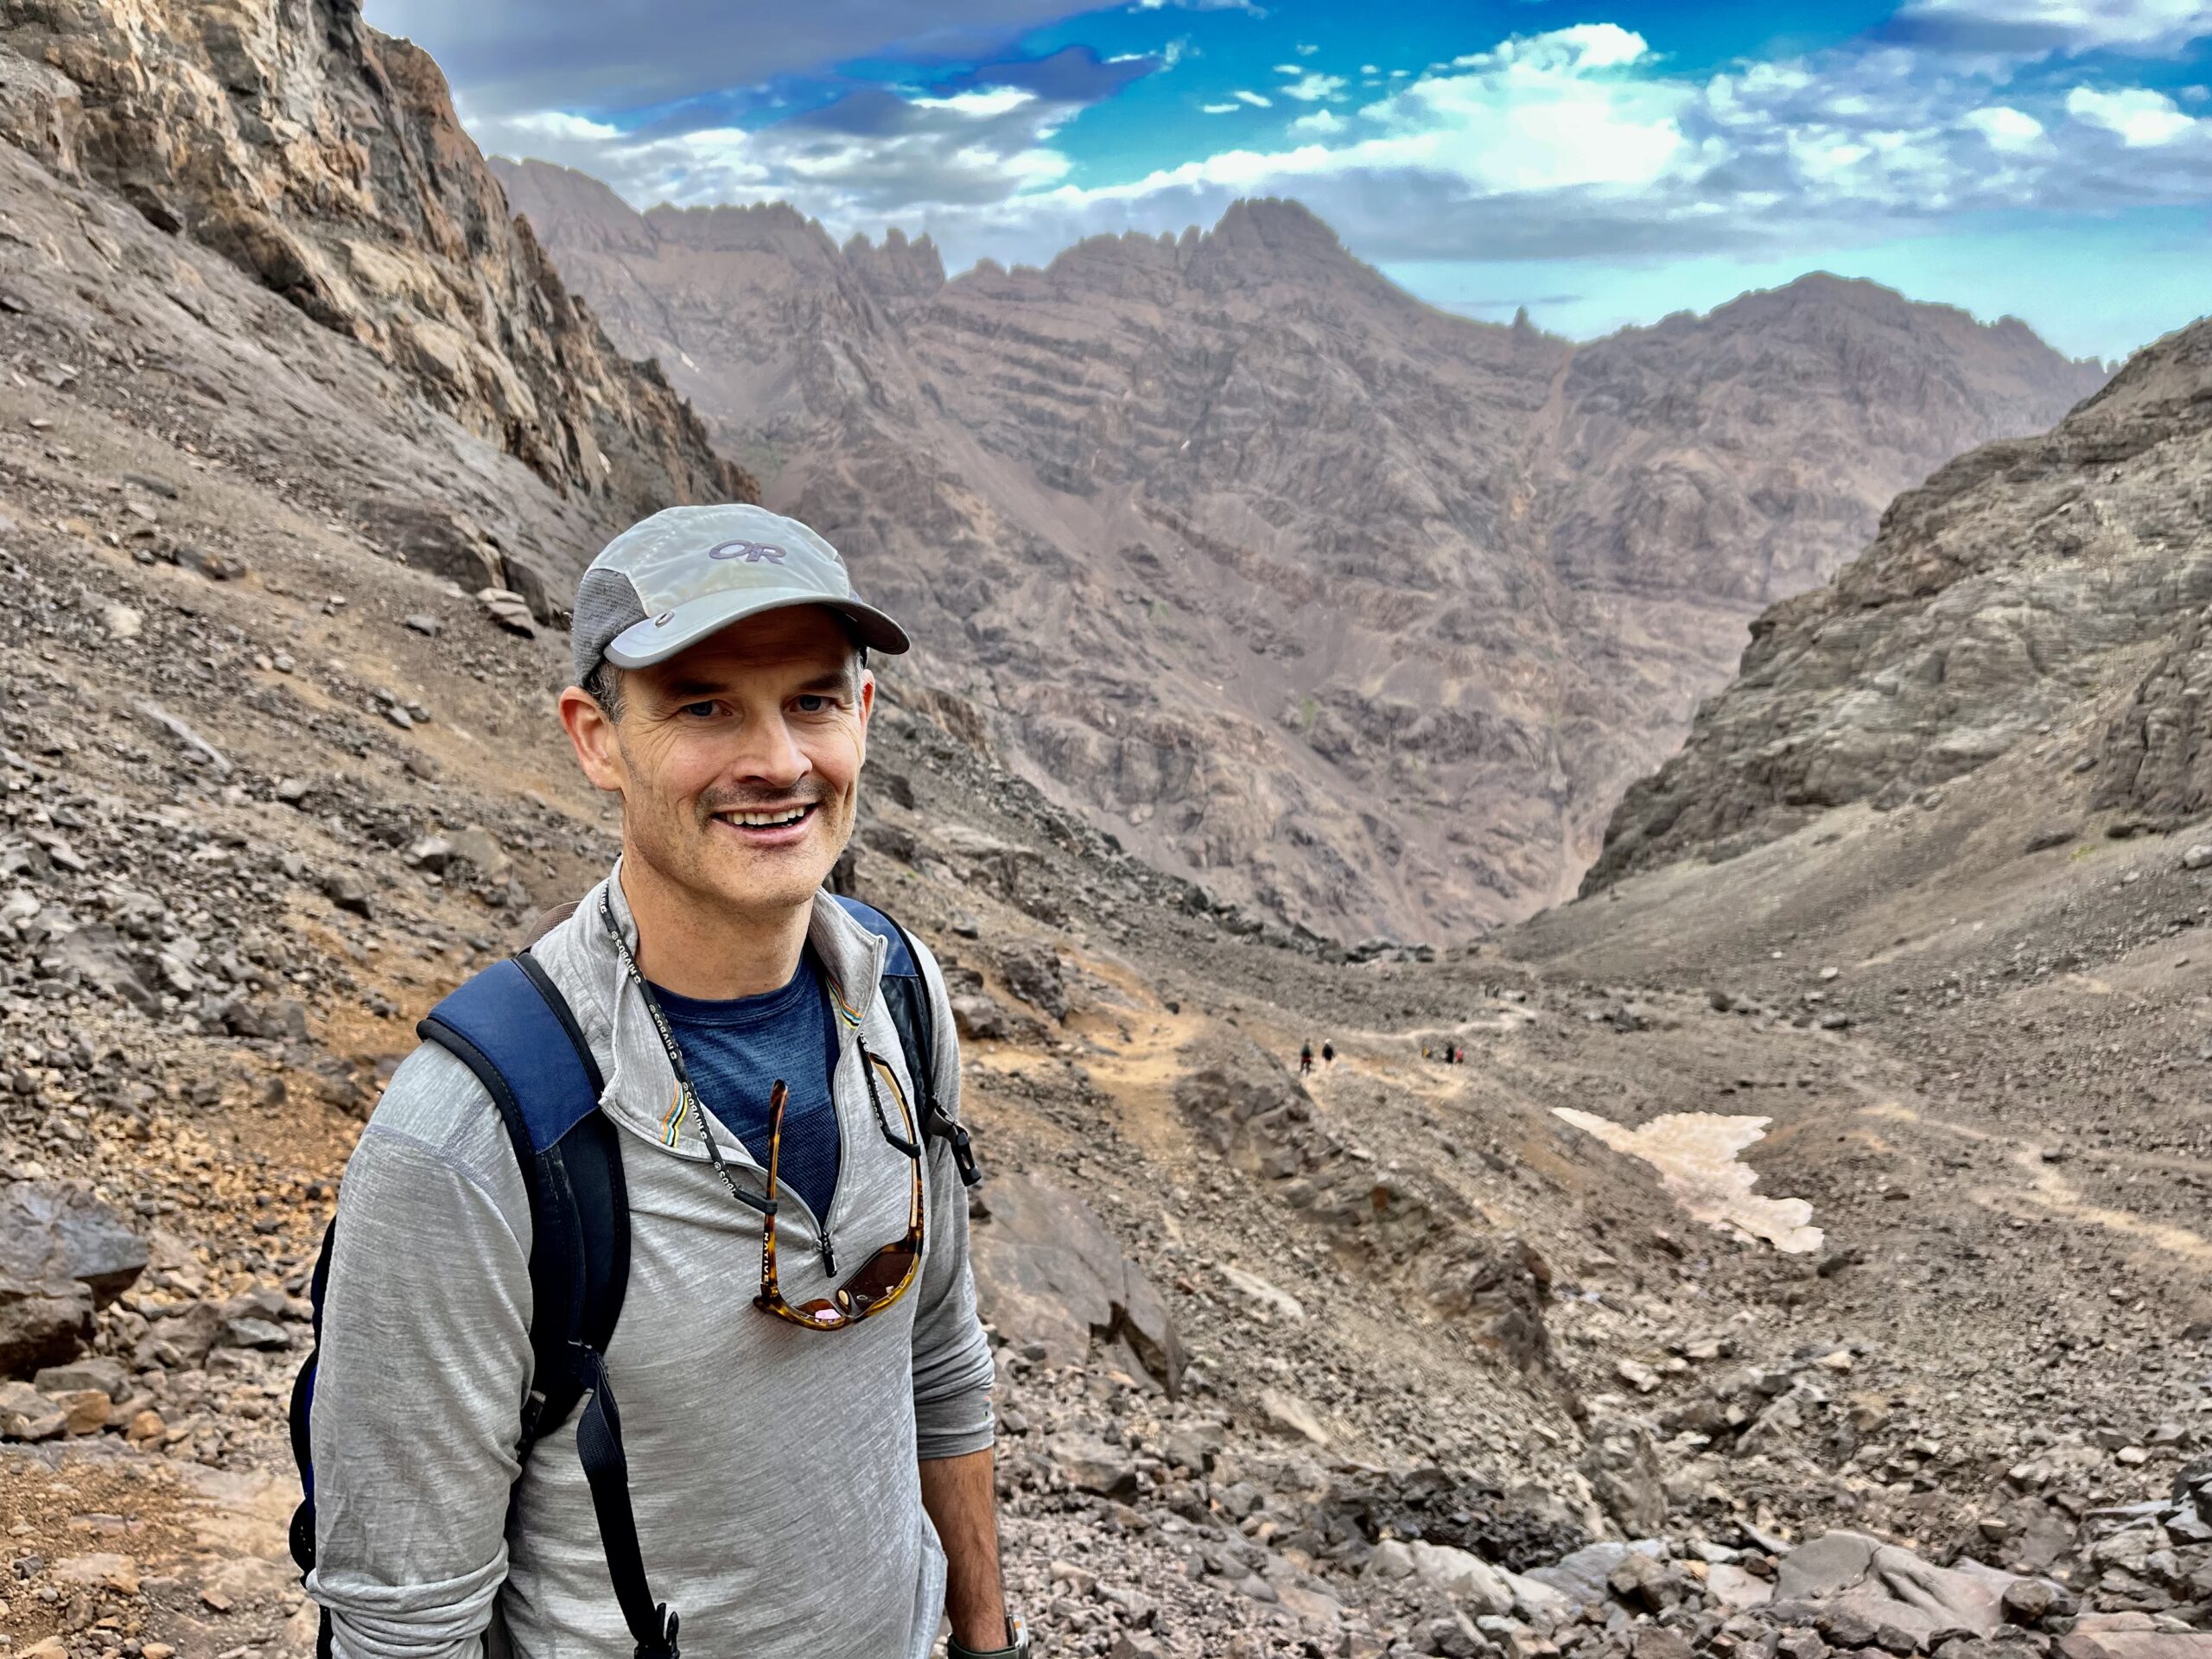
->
<box><xmin>497</xmin><ymin>159</ymin><xmax>2107</xmax><ymax>939</ymax></box>
<box><xmin>1586</xmin><ymin>315</ymin><xmax>2212</xmax><ymax>890</ymax></box>
<box><xmin>0</xmin><ymin>0</ymin><xmax>749</xmax><ymax>522</ymax></box>
<box><xmin>1544</xmin><ymin>274</ymin><xmax>2116</xmax><ymax>608</ymax></box>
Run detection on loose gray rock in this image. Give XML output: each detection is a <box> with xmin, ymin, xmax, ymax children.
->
<box><xmin>970</xmin><ymin>1174</ymin><xmax>1187</xmax><ymax>1396</ymax></box>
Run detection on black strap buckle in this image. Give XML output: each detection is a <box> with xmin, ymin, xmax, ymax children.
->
<box><xmin>937</xmin><ymin>1118</ymin><xmax>982</xmax><ymax>1188</ymax></box>
<box><xmin>635</xmin><ymin>1605</ymin><xmax>679</xmax><ymax>1659</ymax></box>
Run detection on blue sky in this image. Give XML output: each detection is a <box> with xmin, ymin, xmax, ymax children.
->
<box><xmin>364</xmin><ymin>0</ymin><xmax>2212</xmax><ymax>360</ymax></box>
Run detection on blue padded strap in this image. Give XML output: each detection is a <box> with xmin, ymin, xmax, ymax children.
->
<box><xmin>834</xmin><ymin>895</ymin><xmax>918</xmax><ymax>976</ymax></box>
<box><xmin>418</xmin><ymin>957</ymin><xmax>606</xmax><ymax>1155</ymax></box>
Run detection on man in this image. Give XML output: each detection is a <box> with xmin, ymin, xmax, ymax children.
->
<box><xmin>1299</xmin><ymin>1040</ymin><xmax>1313</xmax><ymax>1077</ymax></box>
<box><xmin>308</xmin><ymin>505</ymin><xmax>1018</xmax><ymax>1659</ymax></box>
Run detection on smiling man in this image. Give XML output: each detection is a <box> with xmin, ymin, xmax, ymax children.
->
<box><xmin>303</xmin><ymin>505</ymin><xmax>1020</xmax><ymax>1659</ymax></box>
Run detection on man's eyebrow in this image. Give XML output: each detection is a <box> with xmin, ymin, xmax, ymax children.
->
<box><xmin>795</xmin><ymin>671</ymin><xmax>855</xmax><ymax>694</ymax></box>
<box><xmin>659</xmin><ymin>677</ymin><xmax>728</xmax><ymax>698</ymax></box>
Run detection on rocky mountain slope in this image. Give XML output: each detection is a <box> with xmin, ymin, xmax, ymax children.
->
<box><xmin>493</xmin><ymin>158</ymin><xmax>2107</xmax><ymax>940</ymax></box>
<box><xmin>0</xmin><ymin>0</ymin><xmax>747</xmax><ymax>535</ymax></box>
<box><xmin>1</xmin><ymin>9</ymin><xmax>2207</xmax><ymax>1658</ymax></box>
<box><xmin>1586</xmin><ymin>315</ymin><xmax>2212</xmax><ymax>891</ymax></box>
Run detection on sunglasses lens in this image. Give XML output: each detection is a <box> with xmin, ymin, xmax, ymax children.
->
<box><xmin>838</xmin><ymin>1243</ymin><xmax>918</xmax><ymax>1310</ymax></box>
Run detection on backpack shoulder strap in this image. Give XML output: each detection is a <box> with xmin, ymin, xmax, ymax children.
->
<box><xmin>416</xmin><ymin>955</ymin><xmax>677</xmax><ymax>1659</ymax></box>
<box><xmin>419</xmin><ymin>954</ymin><xmax>607</xmax><ymax>1160</ymax></box>
<box><xmin>832</xmin><ymin>896</ymin><xmax>982</xmax><ymax>1188</ymax></box>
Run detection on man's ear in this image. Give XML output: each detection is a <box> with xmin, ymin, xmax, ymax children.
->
<box><xmin>557</xmin><ymin>686</ymin><xmax>626</xmax><ymax>795</ymax></box>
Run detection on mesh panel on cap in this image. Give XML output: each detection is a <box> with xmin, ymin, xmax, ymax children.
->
<box><xmin>571</xmin><ymin>566</ymin><xmax>647</xmax><ymax>687</ymax></box>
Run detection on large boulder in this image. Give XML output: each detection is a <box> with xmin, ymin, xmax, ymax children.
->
<box><xmin>0</xmin><ymin>1180</ymin><xmax>147</xmax><ymax>1376</ymax></box>
<box><xmin>1771</xmin><ymin>1529</ymin><xmax>2015</xmax><ymax>1639</ymax></box>
<box><xmin>1408</xmin><ymin>1541</ymin><xmax>1516</xmax><ymax>1616</ymax></box>
<box><xmin>354</xmin><ymin>497</ymin><xmax>504</xmax><ymax>592</ymax></box>
<box><xmin>970</xmin><ymin>1175</ymin><xmax>1187</xmax><ymax>1395</ymax></box>
<box><xmin>1528</xmin><ymin>1541</ymin><xmax>1668</xmax><ymax>1611</ymax></box>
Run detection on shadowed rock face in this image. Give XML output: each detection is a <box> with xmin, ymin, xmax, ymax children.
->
<box><xmin>497</xmin><ymin>158</ymin><xmax>2107</xmax><ymax>939</ymax></box>
<box><xmin>1586</xmin><ymin>315</ymin><xmax>2212</xmax><ymax>891</ymax></box>
<box><xmin>0</xmin><ymin>0</ymin><xmax>749</xmax><ymax>520</ymax></box>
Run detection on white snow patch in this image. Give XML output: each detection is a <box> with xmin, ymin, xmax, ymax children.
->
<box><xmin>1553</xmin><ymin>1109</ymin><xmax>1822</xmax><ymax>1253</ymax></box>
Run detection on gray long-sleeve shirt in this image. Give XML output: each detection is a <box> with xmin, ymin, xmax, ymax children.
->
<box><xmin>307</xmin><ymin>874</ymin><xmax>995</xmax><ymax>1659</ymax></box>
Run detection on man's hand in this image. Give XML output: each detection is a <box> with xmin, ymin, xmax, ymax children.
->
<box><xmin>919</xmin><ymin>1447</ymin><xmax>1009</xmax><ymax>1651</ymax></box>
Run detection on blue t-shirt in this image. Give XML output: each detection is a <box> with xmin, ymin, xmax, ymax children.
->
<box><xmin>654</xmin><ymin>950</ymin><xmax>842</xmax><ymax>1223</ymax></box>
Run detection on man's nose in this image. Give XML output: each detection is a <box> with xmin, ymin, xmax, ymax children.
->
<box><xmin>729</xmin><ymin>713</ymin><xmax>810</xmax><ymax>789</ymax></box>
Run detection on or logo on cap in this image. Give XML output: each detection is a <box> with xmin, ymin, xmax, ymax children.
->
<box><xmin>709</xmin><ymin>539</ymin><xmax>789</xmax><ymax>564</ymax></box>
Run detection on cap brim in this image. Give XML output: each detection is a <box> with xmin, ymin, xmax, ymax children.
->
<box><xmin>602</xmin><ymin>587</ymin><xmax>911</xmax><ymax>670</ymax></box>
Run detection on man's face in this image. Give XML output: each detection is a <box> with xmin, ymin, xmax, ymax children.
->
<box><xmin>560</xmin><ymin>606</ymin><xmax>873</xmax><ymax>925</ymax></box>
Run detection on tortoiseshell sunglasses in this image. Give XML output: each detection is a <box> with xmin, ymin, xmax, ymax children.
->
<box><xmin>754</xmin><ymin>1058</ymin><xmax>924</xmax><ymax>1331</ymax></box>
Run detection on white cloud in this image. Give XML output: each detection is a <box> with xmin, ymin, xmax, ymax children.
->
<box><xmin>2065</xmin><ymin>84</ymin><xmax>2198</xmax><ymax>142</ymax></box>
<box><xmin>1289</xmin><ymin>108</ymin><xmax>1344</xmax><ymax>134</ymax></box>
<box><xmin>1360</xmin><ymin>27</ymin><xmax>1686</xmax><ymax>192</ymax></box>
<box><xmin>1296</xmin><ymin>41</ymin><xmax>1319</xmax><ymax>55</ymax></box>
<box><xmin>1278</xmin><ymin>71</ymin><xmax>1348</xmax><ymax>102</ymax></box>
<box><xmin>1200</xmin><ymin>100</ymin><xmax>1242</xmax><ymax>113</ymax></box>
<box><xmin>499</xmin><ymin>110</ymin><xmax>624</xmax><ymax>142</ymax></box>
<box><xmin>912</xmin><ymin>87</ymin><xmax>1037</xmax><ymax>118</ymax></box>
<box><xmin>1232</xmin><ymin>88</ymin><xmax>1273</xmax><ymax>107</ymax></box>
<box><xmin>1454</xmin><ymin>22</ymin><xmax>1654</xmax><ymax>73</ymax></box>
<box><xmin>1962</xmin><ymin>104</ymin><xmax>2047</xmax><ymax>148</ymax></box>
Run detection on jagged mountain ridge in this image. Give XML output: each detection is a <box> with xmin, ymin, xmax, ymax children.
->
<box><xmin>494</xmin><ymin>159</ymin><xmax>2107</xmax><ymax>941</ymax></box>
<box><xmin>0</xmin><ymin>0</ymin><xmax>747</xmax><ymax>525</ymax></box>
<box><xmin>1586</xmin><ymin>314</ymin><xmax>2212</xmax><ymax>889</ymax></box>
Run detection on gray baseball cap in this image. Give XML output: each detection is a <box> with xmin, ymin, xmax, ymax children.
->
<box><xmin>569</xmin><ymin>503</ymin><xmax>909</xmax><ymax>687</ymax></box>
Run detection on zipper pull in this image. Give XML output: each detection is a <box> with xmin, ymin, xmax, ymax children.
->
<box><xmin>819</xmin><ymin>1224</ymin><xmax>836</xmax><ymax>1276</ymax></box>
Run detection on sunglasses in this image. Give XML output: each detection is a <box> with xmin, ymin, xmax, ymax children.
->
<box><xmin>753</xmin><ymin>1055</ymin><xmax>924</xmax><ymax>1332</ymax></box>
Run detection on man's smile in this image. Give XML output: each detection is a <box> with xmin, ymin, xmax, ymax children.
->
<box><xmin>709</xmin><ymin>801</ymin><xmax>822</xmax><ymax>844</ymax></box>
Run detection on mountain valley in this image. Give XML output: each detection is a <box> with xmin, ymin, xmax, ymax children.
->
<box><xmin>493</xmin><ymin>158</ymin><xmax>2108</xmax><ymax>940</ymax></box>
<box><xmin>0</xmin><ymin>7</ymin><xmax>2206</xmax><ymax>1659</ymax></box>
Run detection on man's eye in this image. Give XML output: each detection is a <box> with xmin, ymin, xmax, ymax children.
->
<box><xmin>795</xmin><ymin>695</ymin><xmax>830</xmax><ymax>714</ymax></box>
<box><xmin>679</xmin><ymin>701</ymin><xmax>718</xmax><ymax>719</ymax></box>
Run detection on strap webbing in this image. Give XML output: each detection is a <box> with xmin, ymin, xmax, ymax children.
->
<box><xmin>572</xmin><ymin>1345</ymin><xmax>680</xmax><ymax>1659</ymax></box>
<box><xmin>875</xmin><ymin>912</ymin><xmax>982</xmax><ymax>1188</ymax></box>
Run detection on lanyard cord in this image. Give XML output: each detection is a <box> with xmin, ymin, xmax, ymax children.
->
<box><xmin>598</xmin><ymin>887</ymin><xmax>776</xmax><ymax>1218</ymax></box>
<box><xmin>594</xmin><ymin>888</ymin><xmax>919</xmax><ymax>1204</ymax></box>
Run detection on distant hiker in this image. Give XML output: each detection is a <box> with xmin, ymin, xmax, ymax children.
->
<box><xmin>1321</xmin><ymin>1040</ymin><xmax>1335</xmax><ymax>1065</ymax></box>
<box><xmin>1300</xmin><ymin>1040</ymin><xmax>1314</xmax><ymax>1076</ymax></box>
<box><xmin>299</xmin><ymin>505</ymin><xmax>1024</xmax><ymax>1659</ymax></box>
